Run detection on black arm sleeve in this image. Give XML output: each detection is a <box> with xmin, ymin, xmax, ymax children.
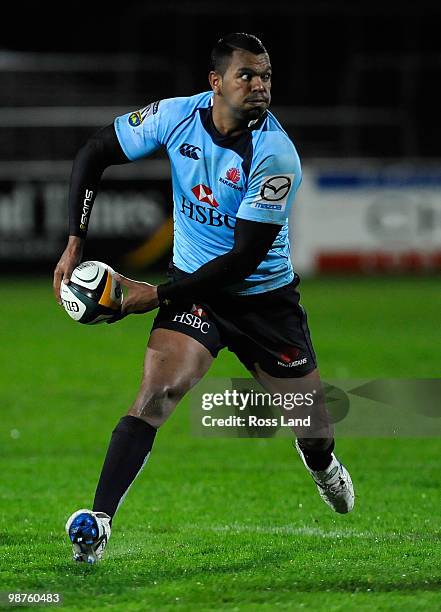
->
<box><xmin>68</xmin><ymin>124</ymin><xmax>129</xmax><ymax>237</ymax></box>
<box><xmin>157</xmin><ymin>218</ymin><xmax>282</xmax><ymax>304</ymax></box>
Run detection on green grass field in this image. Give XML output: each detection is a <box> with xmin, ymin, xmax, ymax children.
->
<box><xmin>1</xmin><ymin>276</ymin><xmax>440</xmax><ymax>611</ymax></box>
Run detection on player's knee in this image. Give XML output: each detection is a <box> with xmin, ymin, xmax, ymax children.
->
<box><xmin>129</xmin><ymin>377</ymin><xmax>191</xmax><ymax>425</ymax></box>
<box><xmin>143</xmin><ymin>376</ymin><xmax>191</xmax><ymax>404</ymax></box>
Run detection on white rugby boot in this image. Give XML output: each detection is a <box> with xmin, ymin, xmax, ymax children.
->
<box><xmin>295</xmin><ymin>441</ymin><xmax>355</xmax><ymax>514</ymax></box>
<box><xmin>65</xmin><ymin>509</ymin><xmax>111</xmax><ymax>564</ymax></box>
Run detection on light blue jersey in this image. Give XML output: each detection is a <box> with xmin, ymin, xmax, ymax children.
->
<box><xmin>114</xmin><ymin>92</ymin><xmax>301</xmax><ymax>295</ymax></box>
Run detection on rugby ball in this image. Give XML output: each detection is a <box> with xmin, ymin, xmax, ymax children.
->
<box><xmin>60</xmin><ymin>261</ymin><xmax>122</xmax><ymax>324</ymax></box>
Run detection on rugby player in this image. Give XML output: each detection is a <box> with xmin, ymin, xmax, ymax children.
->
<box><xmin>53</xmin><ymin>33</ymin><xmax>354</xmax><ymax>564</ymax></box>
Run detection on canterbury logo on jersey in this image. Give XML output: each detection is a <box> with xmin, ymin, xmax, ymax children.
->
<box><xmin>179</xmin><ymin>143</ymin><xmax>201</xmax><ymax>160</ymax></box>
<box><xmin>180</xmin><ymin>196</ymin><xmax>235</xmax><ymax>228</ymax></box>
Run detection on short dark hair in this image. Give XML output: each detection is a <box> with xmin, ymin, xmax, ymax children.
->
<box><xmin>210</xmin><ymin>33</ymin><xmax>267</xmax><ymax>75</ymax></box>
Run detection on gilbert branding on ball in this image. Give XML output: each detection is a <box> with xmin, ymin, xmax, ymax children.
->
<box><xmin>60</xmin><ymin>261</ymin><xmax>122</xmax><ymax>324</ymax></box>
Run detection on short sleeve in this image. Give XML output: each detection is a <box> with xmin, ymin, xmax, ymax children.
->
<box><xmin>114</xmin><ymin>99</ymin><xmax>171</xmax><ymax>161</ymax></box>
<box><xmin>237</xmin><ymin>145</ymin><xmax>302</xmax><ymax>225</ymax></box>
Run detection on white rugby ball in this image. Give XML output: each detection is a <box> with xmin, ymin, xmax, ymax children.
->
<box><xmin>60</xmin><ymin>261</ymin><xmax>122</xmax><ymax>324</ymax></box>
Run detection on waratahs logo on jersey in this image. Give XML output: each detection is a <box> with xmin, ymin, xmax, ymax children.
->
<box><xmin>219</xmin><ymin>167</ymin><xmax>242</xmax><ymax>191</ymax></box>
<box><xmin>128</xmin><ymin>101</ymin><xmax>160</xmax><ymax>127</ymax></box>
<box><xmin>226</xmin><ymin>168</ymin><xmax>240</xmax><ymax>183</ymax></box>
<box><xmin>279</xmin><ymin>346</ymin><xmax>300</xmax><ymax>364</ymax></box>
<box><xmin>278</xmin><ymin>346</ymin><xmax>307</xmax><ymax>368</ymax></box>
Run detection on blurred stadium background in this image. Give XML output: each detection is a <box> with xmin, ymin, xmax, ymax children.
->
<box><xmin>2</xmin><ymin>2</ymin><xmax>441</xmax><ymax>610</ymax></box>
<box><xmin>1</xmin><ymin>0</ymin><xmax>440</xmax><ymax>276</ymax></box>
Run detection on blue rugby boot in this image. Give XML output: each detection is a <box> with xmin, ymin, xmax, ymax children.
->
<box><xmin>65</xmin><ymin>509</ymin><xmax>111</xmax><ymax>563</ymax></box>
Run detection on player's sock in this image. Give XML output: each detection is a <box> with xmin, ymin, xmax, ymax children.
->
<box><xmin>93</xmin><ymin>415</ymin><xmax>157</xmax><ymax>519</ymax></box>
<box><xmin>296</xmin><ymin>438</ymin><xmax>335</xmax><ymax>471</ymax></box>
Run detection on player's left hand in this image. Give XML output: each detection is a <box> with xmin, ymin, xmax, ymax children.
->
<box><xmin>114</xmin><ymin>273</ymin><xmax>159</xmax><ymax>316</ymax></box>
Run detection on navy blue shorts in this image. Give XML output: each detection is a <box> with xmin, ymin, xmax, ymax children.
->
<box><xmin>152</xmin><ymin>267</ymin><xmax>317</xmax><ymax>378</ymax></box>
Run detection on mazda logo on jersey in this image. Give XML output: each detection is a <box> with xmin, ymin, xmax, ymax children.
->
<box><xmin>260</xmin><ymin>175</ymin><xmax>293</xmax><ymax>201</ymax></box>
<box><xmin>180</xmin><ymin>195</ymin><xmax>235</xmax><ymax>228</ymax></box>
<box><xmin>179</xmin><ymin>143</ymin><xmax>201</xmax><ymax>160</ymax></box>
<box><xmin>251</xmin><ymin>174</ymin><xmax>295</xmax><ymax>211</ymax></box>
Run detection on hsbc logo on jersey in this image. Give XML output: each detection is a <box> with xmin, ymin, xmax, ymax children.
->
<box><xmin>251</xmin><ymin>174</ymin><xmax>295</xmax><ymax>211</ymax></box>
<box><xmin>191</xmin><ymin>304</ymin><xmax>207</xmax><ymax>318</ymax></box>
<box><xmin>191</xmin><ymin>184</ymin><xmax>219</xmax><ymax>208</ymax></box>
<box><xmin>180</xmin><ymin>194</ymin><xmax>235</xmax><ymax>229</ymax></box>
<box><xmin>172</xmin><ymin>310</ymin><xmax>210</xmax><ymax>334</ymax></box>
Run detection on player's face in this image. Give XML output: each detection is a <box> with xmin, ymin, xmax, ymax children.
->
<box><xmin>216</xmin><ymin>50</ymin><xmax>272</xmax><ymax>121</ymax></box>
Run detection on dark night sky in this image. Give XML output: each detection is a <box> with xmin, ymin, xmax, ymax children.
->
<box><xmin>5</xmin><ymin>2</ymin><xmax>441</xmax><ymax>55</ymax></box>
<box><xmin>3</xmin><ymin>1</ymin><xmax>440</xmax><ymax>157</ymax></box>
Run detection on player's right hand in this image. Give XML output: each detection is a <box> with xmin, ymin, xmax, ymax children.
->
<box><xmin>53</xmin><ymin>236</ymin><xmax>84</xmax><ymax>305</ymax></box>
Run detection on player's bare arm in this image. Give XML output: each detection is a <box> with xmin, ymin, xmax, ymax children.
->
<box><xmin>115</xmin><ymin>275</ymin><xmax>159</xmax><ymax>315</ymax></box>
<box><xmin>53</xmin><ymin>235</ymin><xmax>84</xmax><ymax>304</ymax></box>
<box><xmin>53</xmin><ymin>125</ymin><xmax>128</xmax><ymax>303</ymax></box>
